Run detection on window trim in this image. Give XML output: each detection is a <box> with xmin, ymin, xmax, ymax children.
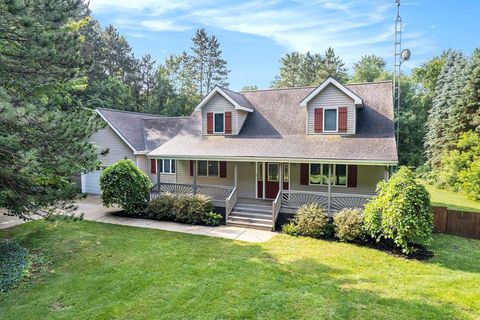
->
<box><xmin>157</xmin><ymin>159</ymin><xmax>176</xmax><ymax>175</ymax></box>
<box><xmin>197</xmin><ymin>160</ymin><xmax>220</xmax><ymax>178</ymax></box>
<box><xmin>308</xmin><ymin>163</ymin><xmax>348</xmax><ymax>187</ymax></box>
<box><xmin>323</xmin><ymin>108</ymin><xmax>339</xmax><ymax>133</ymax></box>
<box><xmin>213</xmin><ymin>112</ymin><xmax>225</xmax><ymax>134</ymax></box>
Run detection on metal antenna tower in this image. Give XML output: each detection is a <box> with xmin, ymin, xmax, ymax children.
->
<box><xmin>393</xmin><ymin>0</ymin><xmax>410</xmax><ymax>155</ymax></box>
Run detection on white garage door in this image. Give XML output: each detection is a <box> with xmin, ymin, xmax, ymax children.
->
<box><xmin>81</xmin><ymin>170</ymin><xmax>102</xmax><ymax>195</ymax></box>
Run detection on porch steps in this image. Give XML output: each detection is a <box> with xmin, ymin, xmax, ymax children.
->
<box><xmin>227</xmin><ymin>202</ymin><xmax>273</xmax><ymax>231</ymax></box>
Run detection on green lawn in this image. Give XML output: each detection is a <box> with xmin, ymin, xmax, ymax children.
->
<box><xmin>1</xmin><ymin>220</ymin><xmax>480</xmax><ymax>320</ymax></box>
<box><xmin>420</xmin><ymin>181</ymin><xmax>480</xmax><ymax>213</ymax></box>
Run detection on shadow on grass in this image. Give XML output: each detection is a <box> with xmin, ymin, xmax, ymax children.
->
<box><xmin>1</xmin><ymin>220</ymin><xmax>470</xmax><ymax>319</ymax></box>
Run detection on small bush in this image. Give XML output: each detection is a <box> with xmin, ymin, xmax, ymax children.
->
<box><xmin>174</xmin><ymin>194</ymin><xmax>213</xmax><ymax>224</ymax></box>
<box><xmin>0</xmin><ymin>240</ymin><xmax>30</xmax><ymax>292</ymax></box>
<box><xmin>333</xmin><ymin>208</ymin><xmax>366</xmax><ymax>242</ymax></box>
<box><xmin>100</xmin><ymin>160</ymin><xmax>152</xmax><ymax>214</ymax></box>
<box><xmin>294</xmin><ymin>204</ymin><xmax>330</xmax><ymax>238</ymax></box>
<box><xmin>282</xmin><ymin>221</ymin><xmax>298</xmax><ymax>236</ymax></box>
<box><xmin>146</xmin><ymin>193</ymin><xmax>176</xmax><ymax>221</ymax></box>
<box><xmin>364</xmin><ymin>166</ymin><xmax>433</xmax><ymax>254</ymax></box>
<box><xmin>203</xmin><ymin>212</ymin><xmax>223</xmax><ymax>226</ymax></box>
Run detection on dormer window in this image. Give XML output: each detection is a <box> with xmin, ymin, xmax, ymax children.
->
<box><xmin>324</xmin><ymin>108</ymin><xmax>338</xmax><ymax>132</ymax></box>
<box><xmin>214</xmin><ymin>113</ymin><xmax>224</xmax><ymax>133</ymax></box>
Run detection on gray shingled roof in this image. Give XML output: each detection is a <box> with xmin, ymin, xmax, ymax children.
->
<box><xmin>148</xmin><ymin>81</ymin><xmax>397</xmax><ymax>163</ymax></box>
<box><xmin>97</xmin><ymin>108</ymin><xmax>188</xmax><ymax>152</ymax></box>
<box><xmin>220</xmin><ymin>86</ymin><xmax>255</xmax><ymax>111</ymax></box>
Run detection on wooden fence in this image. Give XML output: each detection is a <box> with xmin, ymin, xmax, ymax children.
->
<box><xmin>433</xmin><ymin>207</ymin><xmax>480</xmax><ymax>239</ymax></box>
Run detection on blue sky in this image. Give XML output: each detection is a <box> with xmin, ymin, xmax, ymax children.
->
<box><xmin>89</xmin><ymin>0</ymin><xmax>480</xmax><ymax>91</ymax></box>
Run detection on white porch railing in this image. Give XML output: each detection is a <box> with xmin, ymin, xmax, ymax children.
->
<box><xmin>150</xmin><ymin>183</ymin><xmax>234</xmax><ymax>206</ymax></box>
<box><xmin>225</xmin><ymin>187</ymin><xmax>238</xmax><ymax>221</ymax></box>
<box><xmin>272</xmin><ymin>190</ymin><xmax>282</xmax><ymax>231</ymax></box>
<box><xmin>281</xmin><ymin>190</ymin><xmax>371</xmax><ymax>216</ymax></box>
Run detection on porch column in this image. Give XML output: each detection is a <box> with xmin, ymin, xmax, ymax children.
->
<box><xmin>384</xmin><ymin>166</ymin><xmax>390</xmax><ymax>181</ymax></box>
<box><xmin>279</xmin><ymin>163</ymin><xmax>283</xmax><ymax>192</ymax></box>
<box><xmin>327</xmin><ymin>164</ymin><xmax>332</xmax><ymax>216</ymax></box>
<box><xmin>263</xmin><ymin>161</ymin><xmax>266</xmax><ymax>199</ymax></box>
<box><xmin>234</xmin><ymin>163</ymin><xmax>238</xmax><ymax>187</ymax></box>
<box><xmin>193</xmin><ymin>160</ymin><xmax>197</xmax><ymax>195</ymax></box>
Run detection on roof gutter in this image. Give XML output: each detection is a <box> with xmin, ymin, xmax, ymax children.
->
<box><xmin>146</xmin><ymin>154</ymin><xmax>398</xmax><ymax>166</ymax></box>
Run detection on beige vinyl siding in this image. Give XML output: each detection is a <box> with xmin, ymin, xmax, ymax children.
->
<box><xmin>306</xmin><ymin>83</ymin><xmax>356</xmax><ymax>135</ymax></box>
<box><xmin>237</xmin><ymin>110</ymin><xmax>249</xmax><ymax>134</ymax></box>
<box><xmin>202</xmin><ymin>93</ymin><xmax>239</xmax><ymax>135</ymax></box>
<box><xmin>137</xmin><ymin>156</ymin><xmax>177</xmax><ymax>183</ymax></box>
<box><xmin>175</xmin><ymin>160</ymin><xmax>256</xmax><ymax>198</ymax></box>
<box><xmin>289</xmin><ymin>163</ymin><xmax>384</xmax><ymax>195</ymax></box>
<box><xmin>90</xmin><ymin>126</ymin><xmax>135</xmax><ymax>166</ymax></box>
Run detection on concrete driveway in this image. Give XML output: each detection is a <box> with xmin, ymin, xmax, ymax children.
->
<box><xmin>1</xmin><ymin>196</ymin><xmax>275</xmax><ymax>243</ymax></box>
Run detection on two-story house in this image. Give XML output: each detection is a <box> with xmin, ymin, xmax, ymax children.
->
<box><xmin>82</xmin><ymin>76</ymin><xmax>398</xmax><ymax>230</ymax></box>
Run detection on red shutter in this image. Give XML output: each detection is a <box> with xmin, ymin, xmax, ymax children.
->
<box><xmin>190</xmin><ymin>160</ymin><xmax>194</xmax><ymax>176</ymax></box>
<box><xmin>347</xmin><ymin>165</ymin><xmax>357</xmax><ymax>188</ymax></box>
<box><xmin>314</xmin><ymin>108</ymin><xmax>323</xmax><ymax>133</ymax></box>
<box><xmin>207</xmin><ymin>112</ymin><xmax>213</xmax><ymax>134</ymax></box>
<box><xmin>224</xmin><ymin>112</ymin><xmax>232</xmax><ymax>134</ymax></box>
<box><xmin>300</xmin><ymin>163</ymin><xmax>309</xmax><ymax>185</ymax></box>
<box><xmin>150</xmin><ymin>159</ymin><xmax>156</xmax><ymax>174</ymax></box>
<box><xmin>338</xmin><ymin>107</ymin><xmax>348</xmax><ymax>133</ymax></box>
<box><xmin>219</xmin><ymin>161</ymin><xmax>227</xmax><ymax>178</ymax></box>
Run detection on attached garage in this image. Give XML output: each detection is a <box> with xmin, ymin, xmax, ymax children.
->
<box><xmin>81</xmin><ymin>170</ymin><xmax>102</xmax><ymax>195</ymax></box>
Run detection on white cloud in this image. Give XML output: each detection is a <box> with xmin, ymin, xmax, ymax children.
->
<box><xmin>89</xmin><ymin>0</ymin><xmax>432</xmax><ymax>65</ymax></box>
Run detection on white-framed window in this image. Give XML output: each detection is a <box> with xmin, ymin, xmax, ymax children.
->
<box><xmin>198</xmin><ymin>160</ymin><xmax>219</xmax><ymax>177</ymax></box>
<box><xmin>257</xmin><ymin>162</ymin><xmax>263</xmax><ymax>181</ymax></box>
<box><xmin>323</xmin><ymin>108</ymin><xmax>338</xmax><ymax>132</ymax></box>
<box><xmin>158</xmin><ymin>159</ymin><xmax>176</xmax><ymax>174</ymax></box>
<box><xmin>214</xmin><ymin>112</ymin><xmax>225</xmax><ymax>133</ymax></box>
<box><xmin>309</xmin><ymin>164</ymin><xmax>347</xmax><ymax>186</ymax></box>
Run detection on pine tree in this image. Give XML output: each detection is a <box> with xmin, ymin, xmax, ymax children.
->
<box><xmin>323</xmin><ymin>47</ymin><xmax>349</xmax><ymax>82</ymax></box>
<box><xmin>300</xmin><ymin>52</ymin><xmax>325</xmax><ymax>86</ymax></box>
<box><xmin>458</xmin><ymin>49</ymin><xmax>480</xmax><ymax>133</ymax></box>
<box><xmin>271</xmin><ymin>52</ymin><xmax>303</xmax><ymax>88</ymax></box>
<box><xmin>0</xmin><ymin>0</ymin><xmax>103</xmax><ymax>218</ymax></box>
<box><xmin>425</xmin><ymin>50</ymin><xmax>467</xmax><ymax>169</ymax></box>
<box><xmin>190</xmin><ymin>29</ymin><xmax>229</xmax><ymax>96</ymax></box>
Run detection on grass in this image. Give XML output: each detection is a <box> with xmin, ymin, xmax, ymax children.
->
<box><xmin>420</xmin><ymin>181</ymin><xmax>480</xmax><ymax>213</ymax></box>
<box><xmin>1</xmin><ymin>220</ymin><xmax>480</xmax><ymax>320</ymax></box>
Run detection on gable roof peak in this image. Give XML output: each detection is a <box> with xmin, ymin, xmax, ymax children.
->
<box><xmin>194</xmin><ymin>86</ymin><xmax>254</xmax><ymax>113</ymax></box>
<box><xmin>299</xmin><ymin>76</ymin><xmax>364</xmax><ymax>107</ymax></box>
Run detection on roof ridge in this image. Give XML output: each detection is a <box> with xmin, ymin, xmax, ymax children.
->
<box><xmin>240</xmin><ymin>80</ymin><xmax>393</xmax><ymax>93</ymax></box>
<box><xmin>97</xmin><ymin>107</ymin><xmax>167</xmax><ymax>118</ymax></box>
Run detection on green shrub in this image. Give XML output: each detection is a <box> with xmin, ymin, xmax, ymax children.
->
<box><xmin>202</xmin><ymin>212</ymin><xmax>223</xmax><ymax>226</ymax></box>
<box><xmin>100</xmin><ymin>160</ymin><xmax>152</xmax><ymax>215</ymax></box>
<box><xmin>333</xmin><ymin>208</ymin><xmax>366</xmax><ymax>242</ymax></box>
<box><xmin>146</xmin><ymin>193</ymin><xmax>176</xmax><ymax>221</ymax></box>
<box><xmin>0</xmin><ymin>240</ymin><xmax>30</xmax><ymax>292</ymax></box>
<box><xmin>281</xmin><ymin>221</ymin><xmax>298</xmax><ymax>236</ymax></box>
<box><xmin>174</xmin><ymin>194</ymin><xmax>213</xmax><ymax>224</ymax></box>
<box><xmin>294</xmin><ymin>203</ymin><xmax>330</xmax><ymax>238</ymax></box>
<box><xmin>364</xmin><ymin>167</ymin><xmax>433</xmax><ymax>254</ymax></box>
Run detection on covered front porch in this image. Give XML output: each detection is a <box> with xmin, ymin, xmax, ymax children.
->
<box><xmin>150</xmin><ymin>159</ymin><xmax>387</xmax><ymax>230</ymax></box>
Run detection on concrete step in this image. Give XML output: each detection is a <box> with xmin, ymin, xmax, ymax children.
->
<box><xmin>233</xmin><ymin>205</ymin><xmax>272</xmax><ymax>214</ymax></box>
<box><xmin>226</xmin><ymin>220</ymin><xmax>272</xmax><ymax>231</ymax></box>
<box><xmin>230</xmin><ymin>211</ymin><xmax>272</xmax><ymax>219</ymax></box>
<box><xmin>228</xmin><ymin>215</ymin><xmax>272</xmax><ymax>224</ymax></box>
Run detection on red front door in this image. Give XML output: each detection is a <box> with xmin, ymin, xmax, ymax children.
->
<box><xmin>265</xmin><ymin>162</ymin><xmax>280</xmax><ymax>199</ymax></box>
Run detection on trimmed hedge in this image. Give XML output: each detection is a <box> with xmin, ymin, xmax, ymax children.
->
<box><xmin>146</xmin><ymin>193</ymin><xmax>214</xmax><ymax>225</ymax></box>
<box><xmin>0</xmin><ymin>240</ymin><xmax>30</xmax><ymax>292</ymax></box>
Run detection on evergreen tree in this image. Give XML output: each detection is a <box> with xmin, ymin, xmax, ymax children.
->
<box><xmin>300</xmin><ymin>52</ymin><xmax>326</xmax><ymax>86</ymax></box>
<box><xmin>457</xmin><ymin>49</ymin><xmax>480</xmax><ymax>134</ymax></box>
<box><xmin>271</xmin><ymin>52</ymin><xmax>303</xmax><ymax>88</ymax></box>
<box><xmin>0</xmin><ymin>0</ymin><xmax>103</xmax><ymax>218</ymax></box>
<box><xmin>139</xmin><ymin>54</ymin><xmax>157</xmax><ymax>109</ymax></box>
<box><xmin>323</xmin><ymin>47</ymin><xmax>349</xmax><ymax>82</ymax></box>
<box><xmin>241</xmin><ymin>85</ymin><xmax>258</xmax><ymax>91</ymax></box>
<box><xmin>351</xmin><ymin>54</ymin><xmax>390</xmax><ymax>83</ymax></box>
<box><xmin>425</xmin><ymin>50</ymin><xmax>467</xmax><ymax>169</ymax></box>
